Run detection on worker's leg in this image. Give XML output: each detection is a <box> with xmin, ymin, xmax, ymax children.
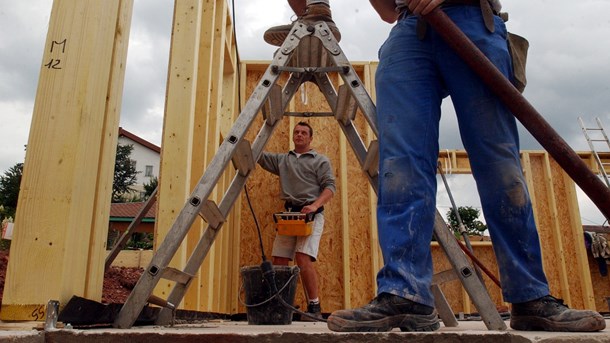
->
<box><xmin>438</xmin><ymin>6</ymin><xmax>548</xmax><ymax>304</ymax></box>
<box><xmin>294</xmin><ymin>212</ymin><xmax>325</xmax><ymax>318</ymax></box>
<box><xmin>264</xmin><ymin>0</ymin><xmax>340</xmax><ymax>46</ymax></box>
<box><xmin>442</xmin><ymin>6</ymin><xmax>604</xmax><ymax>332</ymax></box>
<box><xmin>295</xmin><ymin>252</ymin><xmax>318</xmax><ymax>300</ymax></box>
<box><xmin>272</xmin><ymin>256</ymin><xmax>290</xmax><ymax>265</ymax></box>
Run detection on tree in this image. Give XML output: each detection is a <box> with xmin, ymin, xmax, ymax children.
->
<box><xmin>143</xmin><ymin>176</ymin><xmax>158</xmax><ymax>199</ymax></box>
<box><xmin>446</xmin><ymin>206</ymin><xmax>487</xmax><ymax>237</ymax></box>
<box><xmin>112</xmin><ymin>144</ymin><xmax>139</xmax><ymax>202</ymax></box>
<box><xmin>0</xmin><ymin>163</ymin><xmax>23</xmax><ymax>220</ymax></box>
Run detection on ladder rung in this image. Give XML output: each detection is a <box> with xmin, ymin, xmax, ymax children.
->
<box><xmin>335</xmin><ymin>84</ymin><xmax>357</xmax><ymax>126</ymax></box>
<box><xmin>232</xmin><ymin>139</ymin><xmax>255</xmax><ymax>176</ymax></box>
<box><xmin>363</xmin><ymin>140</ymin><xmax>379</xmax><ymax>178</ymax></box>
<box><xmin>262</xmin><ymin>84</ymin><xmax>283</xmax><ymax>126</ymax></box>
<box><xmin>161</xmin><ymin>267</ymin><xmax>193</xmax><ymax>286</ymax></box>
<box><xmin>199</xmin><ymin>200</ymin><xmax>225</xmax><ymax>230</ymax></box>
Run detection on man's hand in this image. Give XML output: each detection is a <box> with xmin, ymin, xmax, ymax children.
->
<box><xmin>406</xmin><ymin>0</ymin><xmax>444</xmax><ymax>15</ymax></box>
<box><xmin>301</xmin><ymin>204</ymin><xmax>318</xmax><ymax>214</ymax></box>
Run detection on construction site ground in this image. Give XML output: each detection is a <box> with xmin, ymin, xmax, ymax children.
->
<box><xmin>1</xmin><ymin>318</ymin><xmax>610</xmax><ymax>342</ymax></box>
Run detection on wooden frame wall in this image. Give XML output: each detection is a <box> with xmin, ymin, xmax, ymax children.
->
<box><xmin>154</xmin><ymin>0</ymin><xmax>239</xmax><ymax>314</ymax></box>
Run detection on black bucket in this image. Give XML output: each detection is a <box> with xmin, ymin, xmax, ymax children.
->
<box><xmin>240</xmin><ymin>265</ymin><xmax>299</xmax><ymax>325</ymax></box>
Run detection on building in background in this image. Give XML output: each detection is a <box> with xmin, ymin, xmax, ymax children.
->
<box><xmin>117</xmin><ymin>127</ymin><xmax>160</xmax><ymax>199</ymax></box>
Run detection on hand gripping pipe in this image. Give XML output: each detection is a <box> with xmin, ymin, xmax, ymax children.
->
<box><xmin>423</xmin><ymin>8</ymin><xmax>610</xmax><ymax>221</ymax></box>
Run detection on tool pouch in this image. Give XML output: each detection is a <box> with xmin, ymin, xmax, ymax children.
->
<box><xmin>507</xmin><ymin>32</ymin><xmax>529</xmax><ymax>93</ymax></box>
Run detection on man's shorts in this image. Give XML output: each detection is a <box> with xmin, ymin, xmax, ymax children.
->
<box><xmin>272</xmin><ymin>212</ymin><xmax>325</xmax><ymax>261</ymax></box>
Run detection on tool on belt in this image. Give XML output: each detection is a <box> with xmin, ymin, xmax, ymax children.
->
<box><xmin>273</xmin><ymin>212</ymin><xmax>316</xmax><ymax>236</ymax></box>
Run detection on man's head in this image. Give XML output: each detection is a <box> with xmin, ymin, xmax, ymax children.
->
<box><xmin>293</xmin><ymin>121</ymin><xmax>313</xmax><ymax>153</ymax></box>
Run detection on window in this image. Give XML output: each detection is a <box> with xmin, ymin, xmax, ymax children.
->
<box><xmin>145</xmin><ymin>165</ymin><xmax>153</xmax><ymax>177</ymax></box>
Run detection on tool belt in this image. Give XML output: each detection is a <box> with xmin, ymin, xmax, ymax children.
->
<box><xmin>284</xmin><ymin>201</ymin><xmax>324</xmax><ymax>214</ymax></box>
<box><xmin>274</xmin><ymin>211</ymin><xmax>316</xmax><ymax>236</ymax></box>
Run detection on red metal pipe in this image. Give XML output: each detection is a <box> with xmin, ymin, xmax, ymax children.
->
<box><xmin>423</xmin><ymin>8</ymin><xmax>610</xmax><ymax>221</ymax></box>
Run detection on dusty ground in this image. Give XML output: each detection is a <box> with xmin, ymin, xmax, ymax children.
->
<box><xmin>0</xmin><ymin>249</ymin><xmax>143</xmax><ymax>305</ymax></box>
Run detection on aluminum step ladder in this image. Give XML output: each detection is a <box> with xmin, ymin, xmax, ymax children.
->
<box><xmin>579</xmin><ymin>117</ymin><xmax>610</xmax><ymax>188</ymax></box>
<box><xmin>113</xmin><ymin>20</ymin><xmax>505</xmax><ymax>331</ymax></box>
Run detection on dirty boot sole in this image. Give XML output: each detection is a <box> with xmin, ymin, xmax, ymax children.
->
<box><xmin>511</xmin><ymin>314</ymin><xmax>606</xmax><ymax>332</ymax></box>
<box><xmin>327</xmin><ymin>312</ymin><xmax>440</xmax><ymax>332</ymax></box>
<box><xmin>263</xmin><ymin>22</ymin><xmax>341</xmax><ymax>47</ymax></box>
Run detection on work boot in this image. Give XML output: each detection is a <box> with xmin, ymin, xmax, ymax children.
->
<box><xmin>510</xmin><ymin>295</ymin><xmax>606</xmax><ymax>332</ymax></box>
<box><xmin>326</xmin><ymin>293</ymin><xmax>440</xmax><ymax>332</ymax></box>
<box><xmin>300</xmin><ymin>301</ymin><xmax>323</xmax><ymax>321</ymax></box>
<box><xmin>263</xmin><ymin>3</ymin><xmax>341</xmax><ymax>47</ymax></box>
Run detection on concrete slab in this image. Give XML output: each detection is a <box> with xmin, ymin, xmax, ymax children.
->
<box><xmin>5</xmin><ymin>319</ymin><xmax>610</xmax><ymax>343</ymax></box>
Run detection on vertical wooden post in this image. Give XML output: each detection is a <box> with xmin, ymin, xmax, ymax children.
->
<box><xmin>1</xmin><ymin>0</ymin><xmax>133</xmax><ymax>320</ymax></box>
<box><xmin>153</xmin><ymin>0</ymin><xmax>202</xmax><ymax>303</ymax></box>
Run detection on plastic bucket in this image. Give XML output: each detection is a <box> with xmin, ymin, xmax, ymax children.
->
<box><xmin>240</xmin><ymin>265</ymin><xmax>299</xmax><ymax>325</ymax></box>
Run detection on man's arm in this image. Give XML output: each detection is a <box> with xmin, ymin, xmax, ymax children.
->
<box><xmin>302</xmin><ymin>188</ymin><xmax>334</xmax><ymax>214</ymax></box>
<box><xmin>370</xmin><ymin>0</ymin><xmax>399</xmax><ymax>23</ymax></box>
<box><xmin>370</xmin><ymin>0</ymin><xmax>445</xmax><ymax>22</ymax></box>
<box><xmin>257</xmin><ymin>151</ymin><xmax>280</xmax><ymax>175</ymax></box>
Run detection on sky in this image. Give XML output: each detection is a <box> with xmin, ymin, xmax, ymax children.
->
<box><xmin>1</xmin><ymin>0</ymin><xmax>609</xmax><ymax>225</ymax></box>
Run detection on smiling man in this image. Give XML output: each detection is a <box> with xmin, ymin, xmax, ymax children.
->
<box><xmin>257</xmin><ymin>121</ymin><xmax>336</xmax><ymax>320</ymax></box>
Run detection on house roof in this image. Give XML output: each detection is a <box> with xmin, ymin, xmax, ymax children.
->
<box><xmin>118</xmin><ymin>127</ymin><xmax>161</xmax><ymax>153</ymax></box>
<box><xmin>110</xmin><ymin>202</ymin><xmax>156</xmax><ymax>221</ymax></box>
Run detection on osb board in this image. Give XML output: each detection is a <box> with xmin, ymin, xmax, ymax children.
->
<box><xmin>527</xmin><ymin>154</ymin><xmax>567</xmax><ymax>295</ymax></box>
<box><xmin>549</xmin><ymin>157</ymin><xmax>587</xmax><ymax>309</ymax></box>
<box><xmin>587</xmin><ymin>247</ymin><xmax>610</xmax><ymax>313</ymax></box>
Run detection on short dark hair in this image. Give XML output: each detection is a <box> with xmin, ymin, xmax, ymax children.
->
<box><xmin>296</xmin><ymin>121</ymin><xmax>313</xmax><ymax>137</ymax></box>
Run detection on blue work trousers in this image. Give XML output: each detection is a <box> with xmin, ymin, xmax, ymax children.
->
<box><xmin>374</xmin><ymin>6</ymin><xmax>550</xmax><ymax>306</ymax></box>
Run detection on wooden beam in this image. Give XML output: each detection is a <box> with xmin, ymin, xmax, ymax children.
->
<box><xmin>154</xmin><ymin>0</ymin><xmax>202</xmax><ymax>305</ymax></box>
<box><xmin>1</xmin><ymin>0</ymin><xmax>133</xmax><ymax>320</ymax></box>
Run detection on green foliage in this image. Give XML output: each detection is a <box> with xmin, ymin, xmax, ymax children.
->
<box><xmin>112</xmin><ymin>144</ymin><xmax>139</xmax><ymax>202</ymax></box>
<box><xmin>126</xmin><ymin>232</ymin><xmax>153</xmax><ymax>250</ymax></box>
<box><xmin>0</xmin><ymin>238</ymin><xmax>11</xmax><ymax>251</ymax></box>
<box><xmin>446</xmin><ymin>206</ymin><xmax>487</xmax><ymax>237</ymax></box>
<box><xmin>0</xmin><ymin>163</ymin><xmax>23</xmax><ymax>221</ymax></box>
<box><xmin>143</xmin><ymin>176</ymin><xmax>158</xmax><ymax>200</ymax></box>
